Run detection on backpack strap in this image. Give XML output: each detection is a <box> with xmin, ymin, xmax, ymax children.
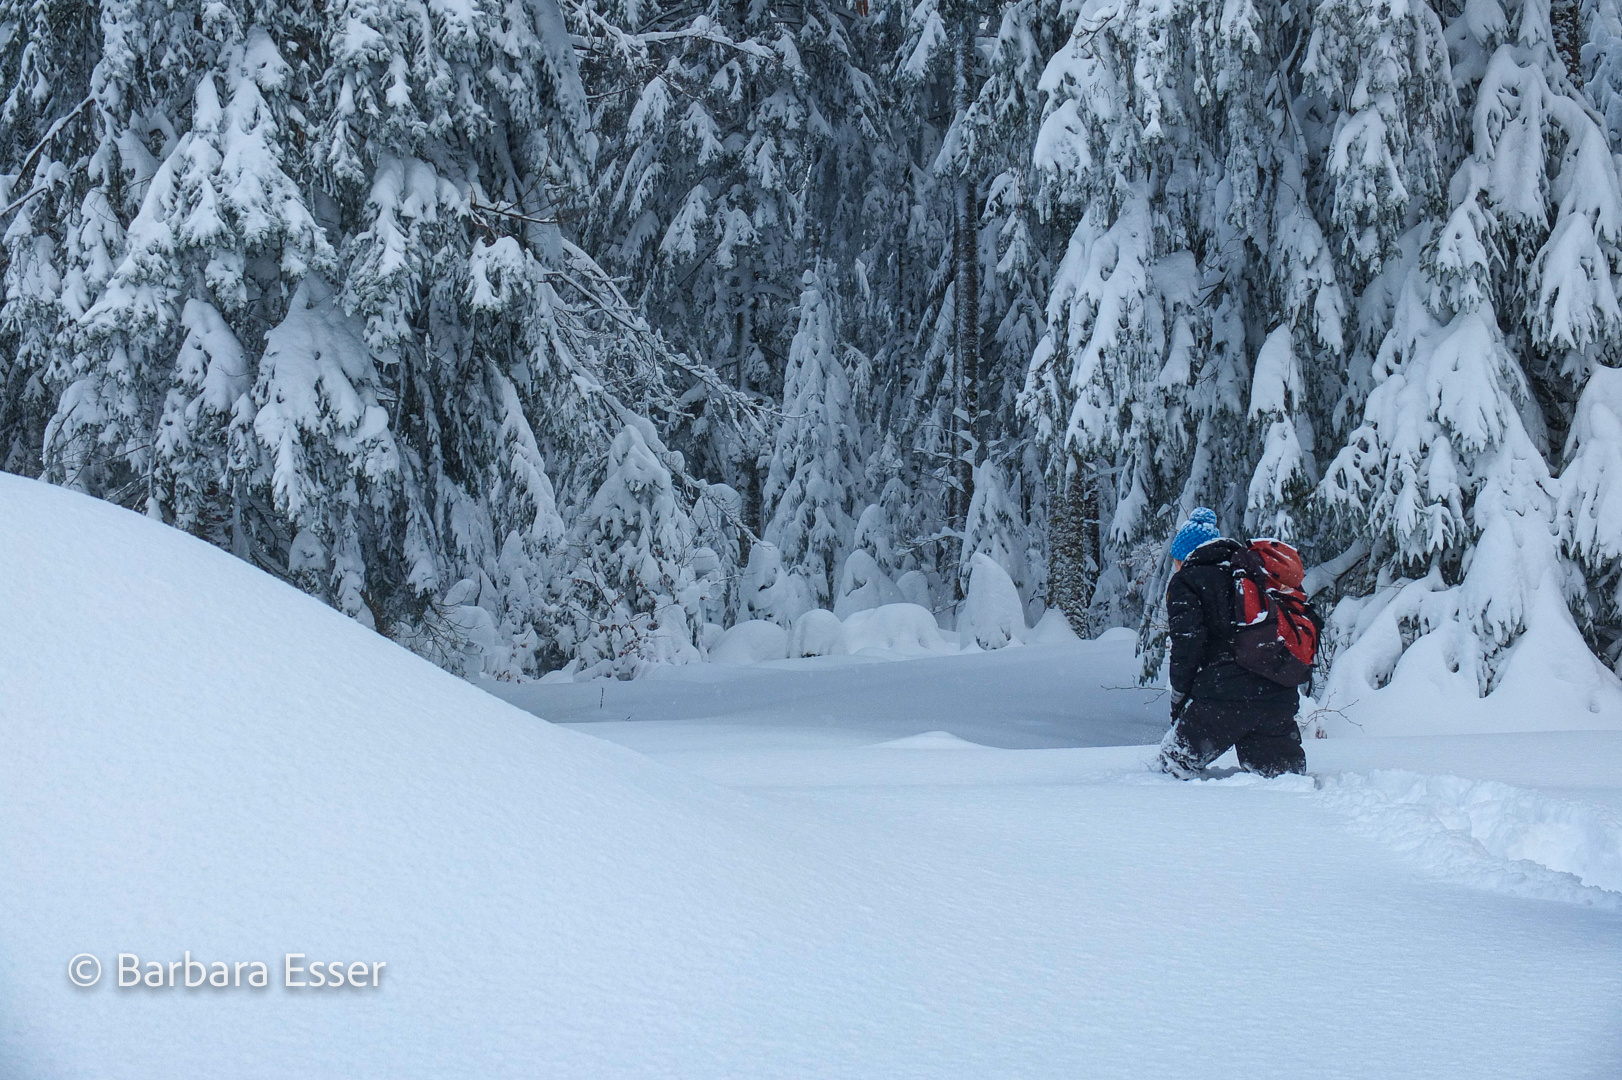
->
<box><xmin>1228</xmin><ymin>551</ymin><xmax>1274</xmax><ymax>629</ymax></box>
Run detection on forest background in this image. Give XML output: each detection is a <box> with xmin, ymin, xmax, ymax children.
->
<box><xmin>5</xmin><ymin>0</ymin><xmax>1622</xmax><ymax>716</ymax></box>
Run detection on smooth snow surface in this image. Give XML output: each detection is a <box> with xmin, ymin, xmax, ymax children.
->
<box><xmin>3</xmin><ymin>474</ymin><xmax>1620</xmax><ymax>1078</ymax></box>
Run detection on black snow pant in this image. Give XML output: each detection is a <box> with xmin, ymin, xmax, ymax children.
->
<box><xmin>1159</xmin><ymin>696</ymin><xmax>1305</xmax><ymax>779</ymax></box>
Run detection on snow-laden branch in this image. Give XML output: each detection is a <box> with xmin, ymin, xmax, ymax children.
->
<box><xmin>0</xmin><ymin>93</ymin><xmax>95</xmax><ymax>220</ymax></box>
<box><xmin>15</xmin><ymin>94</ymin><xmax>94</xmax><ymax>184</ymax></box>
<box><xmin>572</xmin><ymin>5</ymin><xmax>775</xmax><ymax>63</ymax></box>
<box><xmin>551</xmin><ymin>237</ymin><xmax>775</xmax><ymax>431</ymax></box>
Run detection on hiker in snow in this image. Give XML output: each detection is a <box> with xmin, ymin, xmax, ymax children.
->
<box><xmin>1157</xmin><ymin>508</ymin><xmax>1319</xmax><ymax>779</ymax></box>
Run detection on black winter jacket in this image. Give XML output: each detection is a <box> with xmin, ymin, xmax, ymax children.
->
<box><xmin>1166</xmin><ymin>538</ymin><xmax>1299</xmax><ymax>706</ymax></box>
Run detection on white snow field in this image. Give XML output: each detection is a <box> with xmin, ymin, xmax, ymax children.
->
<box><xmin>3</xmin><ymin>472</ymin><xmax>1621</xmax><ymax>1079</ymax></box>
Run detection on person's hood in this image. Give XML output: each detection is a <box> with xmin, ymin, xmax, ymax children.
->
<box><xmin>1180</xmin><ymin>536</ymin><xmax>1246</xmax><ymax>567</ymax></box>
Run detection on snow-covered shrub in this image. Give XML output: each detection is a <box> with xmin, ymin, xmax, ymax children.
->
<box><xmin>896</xmin><ymin>571</ymin><xmax>934</xmax><ymax>612</ymax></box>
<box><xmin>834</xmin><ymin>550</ymin><xmax>905</xmax><ymax>619</ymax></box>
<box><xmin>843</xmin><ymin>604</ymin><xmax>952</xmax><ymax>656</ymax></box>
<box><xmin>960</xmin><ymin>552</ymin><xmax>1027</xmax><ymax>650</ymax></box>
<box><xmin>740</xmin><ymin>542</ymin><xmax>815</xmax><ymax>628</ymax></box>
<box><xmin>710</xmin><ymin>621</ymin><xmax>790</xmax><ymax>665</ymax></box>
<box><xmin>789</xmin><ymin>609</ymin><xmax>849</xmax><ymax>658</ymax></box>
<box><xmin>395</xmin><ymin>578</ymin><xmax>504</xmax><ymax>678</ymax></box>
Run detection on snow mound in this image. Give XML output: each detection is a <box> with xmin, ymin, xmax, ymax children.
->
<box><xmin>1028</xmin><ymin>608</ymin><xmax>1081</xmax><ymax>645</ymax></box>
<box><xmin>0</xmin><ymin>475</ymin><xmax>800</xmax><ymax>1076</ymax></box>
<box><xmin>842</xmin><ymin>603</ymin><xmax>952</xmax><ymax>657</ymax></box>
<box><xmin>789</xmin><ymin>608</ymin><xmax>848</xmax><ymax>657</ymax></box>
<box><xmin>871</xmin><ymin>731</ymin><xmax>990</xmax><ymax>750</ymax></box>
<box><xmin>1316</xmin><ymin>770</ymin><xmax>1622</xmax><ymax>907</ymax></box>
<box><xmin>1321</xmin><ymin>580</ymin><xmax>1622</xmax><ymax>737</ymax></box>
<box><xmin>960</xmin><ymin>553</ymin><xmax>1027</xmax><ymax>649</ymax></box>
<box><xmin>710</xmin><ymin>618</ymin><xmax>789</xmax><ymax>664</ymax></box>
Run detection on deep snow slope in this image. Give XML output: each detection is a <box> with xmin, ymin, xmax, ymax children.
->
<box><xmin>0</xmin><ymin>476</ymin><xmax>833</xmax><ymax>1077</ymax></box>
<box><xmin>4</xmin><ymin>473</ymin><xmax>1620</xmax><ymax>1079</ymax></box>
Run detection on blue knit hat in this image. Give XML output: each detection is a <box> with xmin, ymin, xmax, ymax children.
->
<box><xmin>1170</xmin><ymin>507</ymin><xmax>1221</xmax><ymax>563</ymax></box>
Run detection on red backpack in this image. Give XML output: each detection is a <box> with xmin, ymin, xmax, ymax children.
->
<box><xmin>1229</xmin><ymin>539</ymin><xmax>1322</xmax><ymax>687</ymax></box>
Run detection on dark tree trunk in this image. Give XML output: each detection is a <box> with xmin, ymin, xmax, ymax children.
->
<box><xmin>951</xmin><ymin>21</ymin><xmax>979</xmax><ymax>601</ymax></box>
<box><xmin>1048</xmin><ymin>462</ymin><xmax>1100</xmax><ymax>634</ymax></box>
<box><xmin>1551</xmin><ymin>0</ymin><xmax>1584</xmax><ymax>81</ymax></box>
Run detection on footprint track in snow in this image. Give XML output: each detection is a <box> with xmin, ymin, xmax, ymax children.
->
<box><xmin>1313</xmin><ymin>770</ymin><xmax>1622</xmax><ymax>908</ymax></box>
<box><xmin>1127</xmin><ymin>758</ymin><xmax>1622</xmax><ymax>907</ymax></box>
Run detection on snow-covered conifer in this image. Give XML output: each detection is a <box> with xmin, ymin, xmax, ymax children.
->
<box><xmin>1300</xmin><ymin>0</ymin><xmax>1454</xmax><ymax>284</ymax></box>
<box><xmin>762</xmin><ymin>266</ymin><xmax>866</xmax><ymax>604</ymax></box>
<box><xmin>574</xmin><ymin>0</ymin><xmax>883</xmax><ymax>533</ymax></box>
<box><xmin>1246</xmin><ymin>328</ymin><xmax>1314</xmax><ymax>540</ymax></box>
<box><xmin>45</xmin><ymin>24</ymin><xmax>326</xmax><ymax>541</ymax></box>
<box><xmin>1319</xmin><ymin>0</ymin><xmax>1622</xmax><ymax>705</ymax></box>
<box><xmin>563</xmin><ymin>421</ymin><xmax>703</xmax><ymax>678</ymax></box>
<box><xmin>0</xmin><ymin>0</ymin><xmax>97</xmax><ymax>476</ymax></box>
<box><xmin>1561</xmin><ymin>366</ymin><xmax>1622</xmax><ymax>672</ymax></box>
<box><xmin>960</xmin><ymin>458</ymin><xmax>1039</xmax><ymax>613</ymax></box>
<box><xmin>1022</xmin><ymin>0</ymin><xmax>1348</xmax><ymax>664</ymax></box>
<box><xmin>1</xmin><ymin>0</ymin><xmax>746</xmax><ymax>677</ymax></box>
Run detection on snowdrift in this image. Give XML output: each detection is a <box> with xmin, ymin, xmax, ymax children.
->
<box><xmin>3</xmin><ymin>475</ymin><xmax>1618</xmax><ymax>1078</ymax></box>
<box><xmin>1317</xmin><ymin>581</ymin><xmax>1622</xmax><ymax>737</ymax></box>
<box><xmin>0</xmin><ymin>475</ymin><xmax>814</xmax><ymax>1077</ymax></box>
